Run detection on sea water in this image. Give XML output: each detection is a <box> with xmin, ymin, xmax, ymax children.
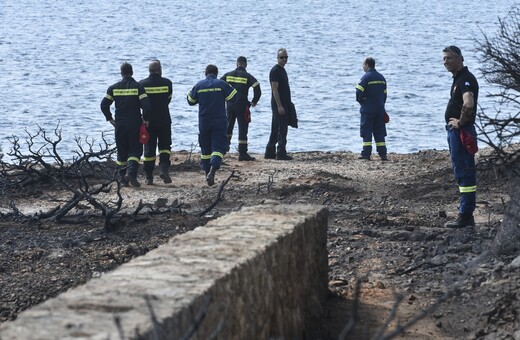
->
<box><xmin>0</xmin><ymin>0</ymin><xmax>516</xmax><ymax>160</ymax></box>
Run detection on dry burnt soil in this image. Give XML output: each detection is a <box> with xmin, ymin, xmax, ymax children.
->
<box><xmin>0</xmin><ymin>150</ymin><xmax>518</xmax><ymax>339</ymax></box>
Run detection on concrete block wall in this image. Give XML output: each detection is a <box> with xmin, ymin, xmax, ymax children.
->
<box><xmin>0</xmin><ymin>204</ymin><xmax>329</xmax><ymax>340</ymax></box>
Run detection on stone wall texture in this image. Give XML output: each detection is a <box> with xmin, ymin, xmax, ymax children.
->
<box><xmin>0</xmin><ymin>204</ymin><xmax>329</xmax><ymax>340</ymax></box>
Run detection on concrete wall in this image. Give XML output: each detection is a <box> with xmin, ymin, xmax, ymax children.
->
<box><xmin>0</xmin><ymin>204</ymin><xmax>329</xmax><ymax>340</ymax></box>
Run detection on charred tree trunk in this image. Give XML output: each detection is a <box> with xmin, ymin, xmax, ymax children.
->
<box><xmin>493</xmin><ymin>167</ymin><xmax>520</xmax><ymax>254</ymax></box>
<box><xmin>476</xmin><ymin>5</ymin><xmax>520</xmax><ymax>255</ymax></box>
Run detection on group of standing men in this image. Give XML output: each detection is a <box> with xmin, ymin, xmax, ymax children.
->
<box><xmin>100</xmin><ymin>47</ymin><xmax>295</xmax><ymax>188</ymax></box>
<box><xmin>100</xmin><ymin>45</ymin><xmax>478</xmax><ymax>229</ymax></box>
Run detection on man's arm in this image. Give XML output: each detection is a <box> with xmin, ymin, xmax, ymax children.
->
<box><xmin>100</xmin><ymin>89</ymin><xmax>115</xmax><ymax>126</ymax></box>
<box><xmin>187</xmin><ymin>86</ymin><xmax>198</xmax><ymax>106</ymax></box>
<box><xmin>448</xmin><ymin>91</ymin><xmax>474</xmax><ymax>128</ymax></box>
<box><xmin>459</xmin><ymin>91</ymin><xmax>475</xmax><ymax>126</ymax></box>
<box><xmin>271</xmin><ymin>81</ymin><xmax>285</xmax><ymax>115</ymax></box>
<box><xmin>251</xmin><ymin>80</ymin><xmax>261</xmax><ymax>107</ymax></box>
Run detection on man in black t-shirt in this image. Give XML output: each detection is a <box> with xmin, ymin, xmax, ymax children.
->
<box><xmin>265</xmin><ymin>48</ymin><xmax>294</xmax><ymax>160</ymax></box>
<box><xmin>442</xmin><ymin>45</ymin><xmax>479</xmax><ymax>229</ymax></box>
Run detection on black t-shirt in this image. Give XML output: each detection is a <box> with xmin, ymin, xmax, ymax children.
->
<box><xmin>269</xmin><ymin>64</ymin><xmax>291</xmax><ymax>109</ymax></box>
<box><xmin>445</xmin><ymin>66</ymin><xmax>479</xmax><ymax>124</ymax></box>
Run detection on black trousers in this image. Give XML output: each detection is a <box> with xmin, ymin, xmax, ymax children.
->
<box><xmin>266</xmin><ymin>110</ymin><xmax>288</xmax><ymax>156</ymax></box>
<box><xmin>226</xmin><ymin>105</ymin><xmax>249</xmax><ymax>153</ymax></box>
<box><xmin>143</xmin><ymin>124</ymin><xmax>171</xmax><ymax>174</ymax></box>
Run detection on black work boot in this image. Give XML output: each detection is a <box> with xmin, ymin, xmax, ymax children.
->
<box><xmin>264</xmin><ymin>146</ymin><xmax>276</xmax><ymax>159</ymax></box>
<box><xmin>159</xmin><ymin>155</ymin><xmax>172</xmax><ymax>184</ymax></box>
<box><xmin>276</xmin><ymin>154</ymin><xmax>293</xmax><ymax>160</ymax></box>
<box><xmin>159</xmin><ymin>165</ymin><xmax>172</xmax><ymax>184</ymax></box>
<box><xmin>118</xmin><ymin>168</ymin><xmax>129</xmax><ymax>187</ymax></box>
<box><xmin>145</xmin><ymin>171</ymin><xmax>154</xmax><ymax>185</ymax></box>
<box><xmin>206</xmin><ymin>166</ymin><xmax>216</xmax><ymax>186</ymax></box>
<box><xmin>238</xmin><ymin>152</ymin><xmax>256</xmax><ymax>161</ymax></box>
<box><xmin>238</xmin><ymin>143</ymin><xmax>255</xmax><ymax>161</ymax></box>
<box><xmin>124</xmin><ymin>160</ymin><xmax>140</xmax><ymax>187</ymax></box>
<box><xmin>445</xmin><ymin>213</ymin><xmax>475</xmax><ymax>228</ymax></box>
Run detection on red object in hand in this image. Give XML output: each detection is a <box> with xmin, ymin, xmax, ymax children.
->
<box><xmin>384</xmin><ymin>111</ymin><xmax>390</xmax><ymax>123</ymax></box>
<box><xmin>459</xmin><ymin>128</ymin><xmax>478</xmax><ymax>155</ymax></box>
<box><xmin>139</xmin><ymin>124</ymin><xmax>150</xmax><ymax>144</ymax></box>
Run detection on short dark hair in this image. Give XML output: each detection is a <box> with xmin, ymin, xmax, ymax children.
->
<box><xmin>443</xmin><ymin>45</ymin><xmax>462</xmax><ymax>56</ymax></box>
<box><xmin>120</xmin><ymin>62</ymin><xmax>133</xmax><ymax>76</ymax></box>
<box><xmin>237</xmin><ymin>56</ymin><xmax>247</xmax><ymax>66</ymax></box>
<box><xmin>149</xmin><ymin>60</ymin><xmax>162</xmax><ymax>75</ymax></box>
<box><xmin>364</xmin><ymin>57</ymin><xmax>376</xmax><ymax>68</ymax></box>
<box><xmin>205</xmin><ymin>64</ymin><xmax>218</xmax><ymax>76</ymax></box>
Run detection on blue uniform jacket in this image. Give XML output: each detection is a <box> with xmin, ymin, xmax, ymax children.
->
<box><xmin>355</xmin><ymin>69</ymin><xmax>387</xmax><ymax>114</ymax></box>
<box><xmin>187</xmin><ymin>75</ymin><xmax>237</xmax><ymax>127</ymax></box>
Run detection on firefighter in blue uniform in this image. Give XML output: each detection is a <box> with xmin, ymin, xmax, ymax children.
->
<box><xmin>221</xmin><ymin>56</ymin><xmax>261</xmax><ymax>161</ymax></box>
<box><xmin>101</xmin><ymin>62</ymin><xmax>151</xmax><ymax>187</ymax></box>
<box><xmin>355</xmin><ymin>57</ymin><xmax>388</xmax><ymax>161</ymax></box>
<box><xmin>139</xmin><ymin>60</ymin><xmax>173</xmax><ymax>185</ymax></box>
<box><xmin>442</xmin><ymin>45</ymin><xmax>479</xmax><ymax>228</ymax></box>
<box><xmin>187</xmin><ymin>64</ymin><xmax>237</xmax><ymax>186</ymax></box>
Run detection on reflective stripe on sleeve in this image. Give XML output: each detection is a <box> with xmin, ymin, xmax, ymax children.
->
<box><xmin>225</xmin><ymin>88</ymin><xmax>237</xmax><ymax>101</ymax></box>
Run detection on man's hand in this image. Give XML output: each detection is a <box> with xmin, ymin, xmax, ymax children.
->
<box><xmin>277</xmin><ymin>105</ymin><xmax>286</xmax><ymax>115</ymax></box>
<box><xmin>448</xmin><ymin>117</ymin><xmax>461</xmax><ymax>129</ymax></box>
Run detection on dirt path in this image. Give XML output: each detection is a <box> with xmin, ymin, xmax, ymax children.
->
<box><xmin>0</xmin><ymin>150</ymin><xmax>518</xmax><ymax>339</ymax></box>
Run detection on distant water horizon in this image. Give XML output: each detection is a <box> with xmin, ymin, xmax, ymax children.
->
<box><xmin>0</xmin><ymin>0</ymin><xmax>517</xmax><ymax>161</ymax></box>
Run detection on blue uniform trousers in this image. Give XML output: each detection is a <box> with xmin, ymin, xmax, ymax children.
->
<box><xmin>447</xmin><ymin>125</ymin><xmax>477</xmax><ymax>214</ymax></box>
<box><xmin>360</xmin><ymin>111</ymin><xmax>387</xmax><ymax>158</ymax></box>
<box><xmin>199</xmin><ymin>118</ymin><xmax>227</xmax><ymax>174</ymax></box>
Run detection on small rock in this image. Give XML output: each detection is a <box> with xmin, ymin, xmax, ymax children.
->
<box><xmin>376</xmin><ymin>281</ymin><xmax>385</xmax><ymax>289</ymax></box>
<box><xmin>329</xmin><ymin>280</ymin><xmax>348</xmax><ymax>287</ymax></box>
<box><xmin>507</xmin><ymin>255</ymin><xmax>520</xmax><ymax>269</ymax></box>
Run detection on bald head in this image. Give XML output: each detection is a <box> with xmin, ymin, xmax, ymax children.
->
<box><xmin>149</xmin><ymin>60</ymin><xmax>162</xmax><ymax>76</ymax></box>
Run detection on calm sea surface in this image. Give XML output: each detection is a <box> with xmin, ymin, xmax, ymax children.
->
<box><xmin>0</xmin><ymin>0</ymin><xmax>516</xmax><ymax>160</ymax></box>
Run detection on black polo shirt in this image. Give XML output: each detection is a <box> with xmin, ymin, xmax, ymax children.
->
<box><xmin>445</xmin><ymin>66</ymin><xmax>479</xmax><ymax>124</ymax></box>
<box><xmin>269</xmin><ymin>64</ymin><xmax>291</xmax><ymax>110</ymax></box>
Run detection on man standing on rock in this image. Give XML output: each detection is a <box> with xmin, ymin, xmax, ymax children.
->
<box><xmin>101</xmin><ymin>62</ymin><xmax>151</xmax><ymax>187</ymax></box>
<box><xmin>355</xmin><ymin>57</ymin><xmax>388</xmax><ymax>161</ymax></box>
<box><xmin>139</xmin><ymin>60</ymin><xmax>173</xmax><ymax>185</ymax></box>
<box><xmin>442</xmin><ymin>45</ymin><xmax>479</xmax><ymax>228</ymax></box>
<box><xmin>221</xmin><ymin>56</ymin><xmax>261</xmax><ymax>161</ymax></box>
<box><xmin>187</xmin><ymin>64</ymin><xmax>237</xmax><ymax>186</ymax></box>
